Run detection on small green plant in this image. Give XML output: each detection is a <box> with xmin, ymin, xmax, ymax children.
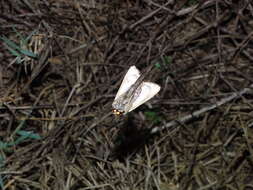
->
<box><xmin>0</xmin><ymin>175</ymin><xmax>4</xmax><ymax>190</ymax></box>
<box><xmin>155</xmin><ymin>56</ymin><xmax>172</xmax><ymax>70</ymax></box>
<box><xmin>0</xmin><ymin>130</ymin><xmax>41</xmax><ymax>151</ymax></box>
<box><xmin>0</xmin><ymin>113</ymin><xmax>41</xmax><ymax>189</ymax></box>
<box><xmin>187</xmin><ymin>0</ymin><xmax>199</xmax><ymax>6</ymax></box>
<box><xmin>0</xmin><ymin>155</ymin><xmax>4</xmax><ymax>189</ymax></box>
<box><xmin>144</xmin><ymin>111</ymin><xmax>163</xmax><ymax>124</ymax></box>
<box><xmin>0</xmin><ymin>27</ymin><xmax>38</xmax><ymax>65</ymax></box>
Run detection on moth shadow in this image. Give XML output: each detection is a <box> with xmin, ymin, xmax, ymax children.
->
<box><xmin>111</xmin><ymin>116</ymin><xmax>156</xmax><ymax>161</ymax></box>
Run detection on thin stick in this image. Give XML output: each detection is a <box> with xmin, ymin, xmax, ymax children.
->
<box><xmin>151</xmin><ymin>84</ymin><xmax>253</xmax><ymax>134</ymax></box>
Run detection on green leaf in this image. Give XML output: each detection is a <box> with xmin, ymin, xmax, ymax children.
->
<box><xmin>1</xmin><ymin>35</ymin><xmax>37</xmax><ymax>59</ymax></box>
<box><xmin>12</xmin><ymin>136</ymin><xmax>27</xmax><ymax>145</ymax></box>
<box><xmin>0</xmin><ymin>155</ymin><xmax>4</xmax><ymax>164</ymax></box>
<box><xmin>155</xmin><ymin>62</ymin><xmax>162</xmax><ymax>69</ymax></box>
<box><xmin>17</xmin><ymin>130</ymin><xmax>41</xmax><ymax>140</ymax></box>
<box><xmin>5</xmin><ymin>45</ymin><xmax>21</xmax><ymax>57</ymax></box>
<box><xmin>19</xmin><ymin>49</ymin><xmax>37</xmax><ymax>58</ymax></box>
<box><xmin>155</xmin><ymin>56</ymin><xmax>172</xmax><ymax>70</ymax></box>
<box><xmin>145</xmin><ymin>111</ymin><xmax>156</xmax><ymax>118</ymax></box>
<box><xmin>0</xmin><ymin>142</ymin><xmax>8</xmax><ymax>150</ymax></box>
<box><xmin>144</xmin><ymin>111</ymin><xmax>162</xmax><ymax>124</ymax></box>
<box><xmin>0</xmin><ymin>131</ymin><xmax>41</xmax><ymax>151</ymax></box>
<box><xmin>0</xmin><ymin>36</ymin><xmax>21</xmax><ymax>51</ymax></box>
<box><xmin>163</xmin><ymin>56</ymin><xmax>172</xmax><ymax>65</ymax></box>
<box><xmin>187</xmin><ymin>0</ymin><xmax>199</xmax><ymax>6</ymax></box>
<box><xmin>0</xmin><ymin>175</ymin><xmax>4</xmax><ymax>190</ymax></box>
<box><xmin>12</xmin><ymin>120</ymin><xmax>26</xmax><ymax>136</ymax></box>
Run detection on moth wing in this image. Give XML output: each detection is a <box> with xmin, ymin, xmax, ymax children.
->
<box><xmin>114</xmin><ymin>66</ymin><xmax>140</xmax><ymax>100</ymax></box>
<box><xmin>128</xmin><ymin>82</ymin><xmax>160</xmax><ymax>112</ymax></box>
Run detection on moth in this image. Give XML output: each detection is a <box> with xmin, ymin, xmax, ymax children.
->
<box><xmin>112</xmin><ymin>65</ymin><xmax>160</xmax><ymax>115</ymax></box>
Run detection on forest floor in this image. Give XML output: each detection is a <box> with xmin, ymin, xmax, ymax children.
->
<box><xmin>1</xmin><ymin>0</ymin><xmax>253</xmax><ymax>189</ymax></box>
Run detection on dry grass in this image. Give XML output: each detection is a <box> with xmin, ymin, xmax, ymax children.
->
<box><xmin>1</xmin><ymin>0</ymin><xmax>253</xmax><ymax>189</ymax></box>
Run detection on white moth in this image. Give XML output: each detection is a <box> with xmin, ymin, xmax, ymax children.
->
<box><xmin>112</xmin><ymin>65</ymin><xmax>160</xmax><ymax>115</ymax></box>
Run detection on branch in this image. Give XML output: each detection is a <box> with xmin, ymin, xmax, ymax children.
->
<box><xmin>151</xmin><ymin>84</ymin><xmax>253</xmax><ymax>134</ymax></box>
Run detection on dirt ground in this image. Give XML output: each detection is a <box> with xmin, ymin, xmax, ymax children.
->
<box><xmin>1</xmin><ymin>0</ymin><xmax>253</xmax><ymax>189</ymax></box>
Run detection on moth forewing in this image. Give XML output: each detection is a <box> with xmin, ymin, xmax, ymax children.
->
<box><xmin>112</xmin><ymin>65</ymin><xmax>160</xmax><ymax>115</ymax></box>
<box><xmin>114</xmin><ymin>66</ymin><xmax>140</xmax><ymax>100</ymax></box>
<box><xmin>127</xmin><ymin>82</ymin><xmax>160</xmax><ymax>112</ymax></box>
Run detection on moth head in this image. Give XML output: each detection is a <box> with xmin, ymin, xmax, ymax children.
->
<box><xmin>112</xmin><ymin>109</ymin><xmax>125</xmax><ymax>115</ymax></box>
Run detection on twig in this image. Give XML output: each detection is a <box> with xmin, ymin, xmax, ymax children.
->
<box><xmin>129</xmin><ymin>1</ymin><xmax>172</xmax><ymax>29</ymax></box>
<box><xmin>151</xmin><ymin>84</ymin><xmax>253</xmax><ymax>134</ymax></box>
